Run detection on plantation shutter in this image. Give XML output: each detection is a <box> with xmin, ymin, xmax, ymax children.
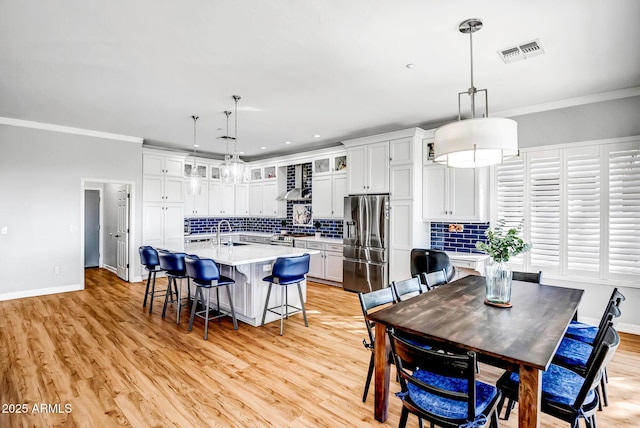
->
<box><xmin>607</xmin><ymin>143</ymin><xmax>640</xmax><ymax>277</ymax></box>
<box><xmin>528</xmin><ymin>150</ymin><xmax>561</xmax><ymax>272</ymax></box>
<box><xmin>566</xmin><ymin>147</ymin><xmax>601</xmax><ymax>275</ymax></box>
<box><xmin>495</xmin><ymin>156</ymin><xmax>526</xmax><ymax>267</ymax></box>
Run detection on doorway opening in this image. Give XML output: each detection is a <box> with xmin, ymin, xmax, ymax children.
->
<box><xmin>82</xmin><ymin>181</ymin><xmax>132</xmax><ymax>283</ymax></box>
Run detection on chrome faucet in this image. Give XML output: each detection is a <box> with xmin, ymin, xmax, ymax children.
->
<box><xmin>216</xmin><ymin>220</ymin><xmax>232</xmax><ymax>246</ymax></box>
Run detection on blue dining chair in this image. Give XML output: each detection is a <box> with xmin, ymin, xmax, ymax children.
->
<box><xmin>389</xmin><ymin>330</ymin><xmax>501</xmax><ymax>428</ymax></box>
<box><xmin>158</xmin><ymin>250</ymin><xmax>191</xmax><ymax>324</ymax></box>
<box><xmin>496</xmin><ymin>322</ymin><xmax>620</xmax><ymax>428</ymax></box>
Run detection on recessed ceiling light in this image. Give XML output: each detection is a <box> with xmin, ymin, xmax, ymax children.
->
<box><xmin>313</xmin><ymin>134</ymin><xmax>321</xmax><ymax>138</ymax></box>
<box><xmin>285</xmin><ymin>141</ymin><xmax>292</xmax><ymax>145</ymax></box>
<box><xmin>405</xmin><ymin>63</ymin><xmax>416</xmax><ymax>69</ymax></box>
<box><xmin>193</xmin><ymin>144</ymin><xmax>199</xmax><ymax>148</ymax></box>
<box><xmin>261</xmin><ymin>146</ymin><xmax>267</xmax><ymax>150</ymax></box>
<box><xmin>239</xmin><ymin>151</ymin><xmax>245</xmax><ymax>155</ymax></box>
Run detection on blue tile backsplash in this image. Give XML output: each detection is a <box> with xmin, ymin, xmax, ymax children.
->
<box><xmin>430</xmin><ymin>222</ymin><xmax>489</xmax><ymax>253</ymax></box>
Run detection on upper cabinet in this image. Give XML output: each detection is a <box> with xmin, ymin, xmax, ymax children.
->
<box><xmin>422</xmin><ymin>165</ymin><xmax>488</xmax><ymax>222</ymax></box>
<box><xmin>143</xmin><ymin>152</ymin><xmax>185</xmax><ymax>203</ymax></box>
<box><xmin>313</xmin><ymin>152</ymin><xmax>347</xmax><ymax>176</ymax></box>
<box><xmin>346</xmin><ymin>141</ymin><xmax>389</xmax><ymax>194</ymax></box>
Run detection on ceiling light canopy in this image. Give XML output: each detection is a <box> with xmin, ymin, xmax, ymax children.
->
<box><xmin>433</xmin><ymin>18</ymin><xmax>518</xmax><ymax>168</ymax></box>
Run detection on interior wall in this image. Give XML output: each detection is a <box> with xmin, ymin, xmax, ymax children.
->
<box><xmin>0</xmin><ymin>124</ymin><xmax>142</xmax><ymax>299</ymax></box>
<box><xmin>513</xmin><ymin>95</ymin><xmax>640</xmax><ymax>148</ymax></box>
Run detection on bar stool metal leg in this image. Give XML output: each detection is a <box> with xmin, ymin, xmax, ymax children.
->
<box><xmin>261</xmin><ymin>283</ymin><xmax>273</xmax><ymax>327</ymax></box>
<box><xmin>280</xmin><ymin>284</ymin><xmax>285</xmax><ymax>335</ymax></box>
<box><xmin>225</xmin><ymin>285</ymin><xmax>239</xmax><ymax>330</ymax></box>
<box><xmin>296</xmin><ymin>281</ymin><xmax>308</xmax><ymax>327</ymax></box>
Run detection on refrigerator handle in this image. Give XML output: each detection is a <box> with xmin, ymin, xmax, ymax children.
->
<box><xmin>345</xmin><ymin>221</ymin><xmax>355</xmax><ymax>239</ymax></box>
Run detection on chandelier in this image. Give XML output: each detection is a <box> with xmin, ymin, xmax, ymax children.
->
<box><xmin>221</xmin><ymin>95</ymin><xmax>246</xmax><ymax>183</ymax></box>
<box><xmin>186</xmin><ymin>115</ymin><xmax>202</xmax><ymax>195</ymax></box>
<box><xmin>433</xmin><ymin>19</ymin><xmax>518</xmax><ymax>168</ymax></box>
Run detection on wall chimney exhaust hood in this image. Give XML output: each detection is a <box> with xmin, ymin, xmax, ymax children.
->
<box><xmin>281</xmin><ymin>164</ymin><xmax>311</xmax><ymax>201</ymax></box>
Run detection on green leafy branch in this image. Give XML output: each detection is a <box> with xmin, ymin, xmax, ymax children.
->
<box><xmin>475</xmin><ymin>219</ymin><xmax>532</xmax><ymax>263</ymax></box>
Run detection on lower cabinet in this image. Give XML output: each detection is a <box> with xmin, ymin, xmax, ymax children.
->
<box><xmin>296</xmin><ymin>240</ymin><xmax>343</xmax><ymax>284</ymax></box>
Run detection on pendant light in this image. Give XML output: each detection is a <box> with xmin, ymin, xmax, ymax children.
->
<box><xmin>221</xmin><ymin>95</ymin><xmax>246</xmax><ymax>183</ymax></box>
<box><xmin>186</xmin><ymin>115</ymin><xmax>202</xmax><ymax>195</ymax></box>
<box><xmin>433</xmin><ymin>19</ymin><xmax>518</xmax><ymax>168</ymax></box>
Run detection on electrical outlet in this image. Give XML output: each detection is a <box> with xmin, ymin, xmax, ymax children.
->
<box><xmin>54</xmin><ymin>266</ymin><xmax>60</xmax><ymax>276</ymax></box>
<box><xmin>1</xmin><ymin>226</ymin><xmax>7</xmax><ymax>235</ymax></box>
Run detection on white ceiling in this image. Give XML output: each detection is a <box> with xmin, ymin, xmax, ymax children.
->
<box><xmin>1</xmin><ymin>0</ymin><xmax>639</xmax><ymax>160</ymax></box>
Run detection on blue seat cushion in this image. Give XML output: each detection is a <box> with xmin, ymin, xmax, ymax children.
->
<box><xmin>502</xmin><ymin>364</ymin><xmax>595</xmax><ymax>407</ymax></box>
<box><xmin>194</xmin><ymin>275</ymin><xmax>235</xmax><ymax>287</ymax></box>
<box><xmin>554</xmin><ymin>337</ymin><xmax>592</xmax><ymax>370</ymax></box>
<box><xmin>565</xmin><ymin>322</ymin><xmax>597</xmax><ymax>345</ymax></box>
<box><xmin>262</xmin><ymin>274</ymin><xmax>305</xmax><ymax>285</ymax></box>
<box><xmin>405</xmin><ymin>369</ymin><xmax>497</xmax><ymax>420</ymax></box>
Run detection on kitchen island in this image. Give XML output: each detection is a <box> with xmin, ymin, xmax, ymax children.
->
<box><xmin>183</xmin><ymin>242</ymin><xmax>320</xmax><ymax>327</ymax></box>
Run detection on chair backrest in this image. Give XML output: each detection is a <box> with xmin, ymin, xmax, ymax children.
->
<box><xmin>272</xmin><ymin>253</ymin><xmax>311</xmax><ymax>281</ymax></box>
<box><xmin>512</xmin><ymin>270</ymin><xmax>542</xmax><ymax>284</ymax></box>
<box><xmin>422</xmin><ymin>268</ymin><xmax>450</xmax><ymax>290</ymax></box>
<box><xmin>609</xmin><ymin>287</ymin><xmax>626</xmax><ymax>309</ymax></box>
<box><xmin>358</xmin><ymin>287</ymin><xmax>396</xmax><ymax>348</ymax></box>
<box><xmin>139</xmin><ymin>246</ymin><xmax>159</xmax><ymax>268</ymax></box>
<box><xmin>158</xmin><ymin>251</ymin><xmax>187</xmax><ymax>275</ymax></box>
<box><xmin>392</xmin><ymin>276</ymin><xmax>423</xmax><ymax>302</ymax></box>
<box><xmin>390</xmin><ymin>331</ymin><xmax>478</xmax><ymax>423</ymax></box>
<box><xmin>583</xmin><ymin>303</ymin><xmax>619</xmax><ymax>371</ymax></box>
<box><xmin>573</xmin><ymin>322</ymin><xmax>620</xmax><ymax>409</ymax></box>
<box><xmin>410</xmin><ymin>249</ymin><xmax>455</xmax><ymax>283</ymax></box>
<box><xmin>185</xmin><ymin>255</ymin><xmax>221</xmax><ymax>283</ymax></box>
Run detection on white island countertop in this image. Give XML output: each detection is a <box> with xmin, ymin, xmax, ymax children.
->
<box><xmin>185</xmin><ymin>242</ymin><xmax>320</xmax><ymax>266</ymax></box>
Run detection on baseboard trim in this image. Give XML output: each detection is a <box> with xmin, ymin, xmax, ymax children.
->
<box><xmin>0</xmin><ymin>284</ymin><xmax>83</xmax><ymax>301</ymax></box>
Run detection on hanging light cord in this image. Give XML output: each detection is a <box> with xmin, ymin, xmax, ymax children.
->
<box><xmin>233</xmin><ymin>95</ymin><xmax>241</xmax><ymax>154</ymax></box>
<box><xmin>192</xmin><ymin>115</ymin><xmax>199</xmax><ymax>167</ymax></box>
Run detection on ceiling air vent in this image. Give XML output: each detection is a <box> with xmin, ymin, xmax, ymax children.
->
<box><xmin>498</xmin><ymin>39</ymin><xmax>545</xmax><ymax>63</ymax></box>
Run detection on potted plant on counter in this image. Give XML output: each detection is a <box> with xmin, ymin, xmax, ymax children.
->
<box><xmin>314</xmin><ymin>221</ymin><xmax>322</xmax><ymax>238</ymax></box>
<box><xmin>475</xmin><ymin>219</ymin><xmax>531</xmax><ymax>307</ymax></box>
<box><xmin>280</xmin><ymin>219</ymin><xmax>288</xmax><ymax>235</ymax></box>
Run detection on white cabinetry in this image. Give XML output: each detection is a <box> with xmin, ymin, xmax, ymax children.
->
<box><xmin>142</xmin><ymin>150</ymin><xmax>186</xmax><ymax>251</ymax></box>
<box><xmin>248</xmin><ymin>166</ymin><xmax>285</xmax><ymax>217</ymax></box>
<box><xmin>209</xmin><ymin>182</ymin><xmax>236</xmax><ymax>216</ymax></box>
<box><xmin>295</xmin><ymin>240</ymin><xmax>343</xmax><ymax>284</ymax></box>
<box><xmin>422</xmin><ymin>165</ymin><xmax>488</xmax><ymax>222</ymax></box>
<box><xmin>235</xmin><ymin>184</ymin><xmax>249</xmax><ymax>216</ymax></box>
<box><xmin>312</xmin><ymin>153</ymin><xmax>347</xmax><ymax>219</ymax></box>
<box><xmin>346</xmin><ymin>141</ymin><xmax>389</xmax><ymax>194</ymax></box>
<box><xmin>143</xmin><ymin>153</ymin><xmax>185</xmax><ymax>203</ymax></box>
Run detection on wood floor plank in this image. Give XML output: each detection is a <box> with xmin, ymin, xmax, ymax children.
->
<box><xmin>0</xmin><ymin>267</ymin><xmax>638</xmax><ymax>427</ymax></box>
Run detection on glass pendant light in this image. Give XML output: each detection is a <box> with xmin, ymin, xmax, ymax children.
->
<box><xmin>221</xmin><ymin>95</ymin><xmax>246</xmax><ymax>183</ymax></box>
<box><xmin>433</xmin><ymin>19</ymin><xmax>518</xmax><ymax>168</ymax></box>
<box><xmin>186</xmin><ymin>115</ymin><xmax>202</xmax><ymax>195</ymax></box>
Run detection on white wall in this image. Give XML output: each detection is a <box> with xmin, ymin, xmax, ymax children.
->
<box><xmin>0</xmin><ymin>124</ymin><xmax>142</xmax><ymax>299</ymax></box>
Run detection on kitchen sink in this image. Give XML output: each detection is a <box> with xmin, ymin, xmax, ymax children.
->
<box><xmin>223</xmin><ymin>242</ymin><xmax>248</xmax><ymax>246</ymax></box>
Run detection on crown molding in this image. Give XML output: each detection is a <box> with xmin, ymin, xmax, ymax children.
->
<box><xmin>0</xmin><ymin>117</ymin><xmax>143</xmax><ymax>144</ymax></box>
<box><xmin>493</xmin><ymin>86</ymin><xmax>640</xmax><ymax>118</ymax></box>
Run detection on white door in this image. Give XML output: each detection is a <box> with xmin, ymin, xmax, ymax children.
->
<box><xmin>116</xmin><ymin>186</ymin><xmax>129</xmax><ymax>281</ymax></box>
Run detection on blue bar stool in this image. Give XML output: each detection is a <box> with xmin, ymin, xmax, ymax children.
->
<box><xmin>261</xmin><ymin>254</ymin><xmax>310</xmax><ymax>336</ymax></box>
<box><xmin>139</xmin><ymin>246</ymin><xmax>165</xmax><ymax>313</ymax></box>
<box><xmin>158</xmin><ymin>250</ymin><xmax>191</xmax><ymax>325</ymax></box>
<box><xmin>185</xmin><ymin>255</ymin><xmax>238</xmax><ymax>340</ymax></box>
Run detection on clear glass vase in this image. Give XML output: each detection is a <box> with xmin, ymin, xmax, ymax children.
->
<box><xmin>485</xmin><ymin>260</ymin><xmax>512</xmax><ymax>306</ymax></box>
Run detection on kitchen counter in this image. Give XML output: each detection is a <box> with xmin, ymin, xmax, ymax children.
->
<box><xmin>185</xmin><ymin>241</ymin><xmax>320</xmax><ymax>265</ymax></box>
<box><xmin>445</xmin><ymin>251</ymin><xmax>489</xmax><ymax>276</ymax></box>
<box><xmin>183</xmin><ymin>242</ymin><xmax>320</xmax><ymax>327</ymax></box>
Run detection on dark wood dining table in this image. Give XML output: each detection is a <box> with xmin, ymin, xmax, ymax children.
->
<box><xmin>367</xmin><ymin>274</ymin><xmax>583</xmax><ymax>428</ymax></box>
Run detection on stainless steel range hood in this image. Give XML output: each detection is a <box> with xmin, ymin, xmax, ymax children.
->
<box><xmin>282</xmin><ymin>164</ymin><xmax>311</xmax><ymax>201</ymax></box>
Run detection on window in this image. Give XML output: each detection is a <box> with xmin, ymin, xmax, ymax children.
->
<box><xmin>494</xmin><ymin>139</ymin><xmax>640</xmax><ymax>283</ymax></box>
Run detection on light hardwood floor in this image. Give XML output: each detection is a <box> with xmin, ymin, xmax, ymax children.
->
<box><xmin>1</xmin><ymin>268</ymin><xmax>638</xmax><ymax>427</ymax></box>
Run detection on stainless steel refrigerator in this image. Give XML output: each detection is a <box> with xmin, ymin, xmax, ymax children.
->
<box><xmin>342</xmin><ymin>194</ymin><xmax>390</xmax><ymax>293</ymax></box>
